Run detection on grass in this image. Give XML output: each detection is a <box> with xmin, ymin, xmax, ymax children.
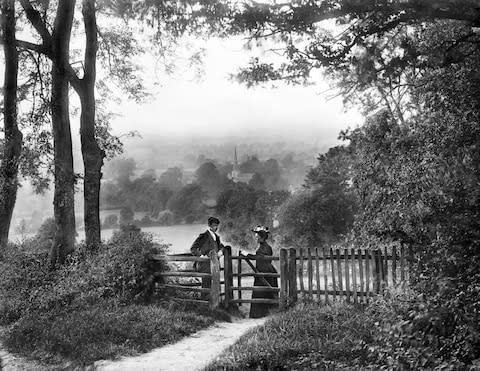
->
<box><xmin>204</xmin><ymin>301</ymin><xmax>377</xmax><ymax>370</ymax></box>
<box><xmin>2</xmin><ymin>299</ymin><xmax>227</xmax><ymax>367</ymax></box>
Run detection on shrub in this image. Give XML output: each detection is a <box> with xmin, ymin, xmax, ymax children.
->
<box><xmin>0</xmin><ymin>226</ymin><xmax>169</xmax><ymax>324</ymax></box>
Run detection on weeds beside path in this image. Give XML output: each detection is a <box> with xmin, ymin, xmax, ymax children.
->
<box><xmin>95</xmin><ymin>317</ymin><xmax>267</xmax><ymax>371</ymax></box>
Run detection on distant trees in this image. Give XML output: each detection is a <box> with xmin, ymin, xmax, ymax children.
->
<box><xmin>195</xmin><ymin>162</ymin><xmax>229</xmax><ymax>197</ymax></box>
<box><xmin>167</xmin><ymin>184</ymin><xmax>205</xmax><ymax>223</ymax></box>
<box><xmin>278</xmin><ymin>146</ymin><xmax>356</xmax><ymax>248</ymax></box>
<box><xmin>158</xmin><ymin>167</ymin><xmax>183</xmax><ymax>191</ymax></box>
<box><xmin>216</xmin><ymin>183</ymin><xmax>290</xmax><ymax>248</ymax></box>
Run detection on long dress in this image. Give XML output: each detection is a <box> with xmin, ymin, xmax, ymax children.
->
<box><xmin>249</xmin><ymin>241</ymin><xmax>279</xmax><ymax>318</ymax></box>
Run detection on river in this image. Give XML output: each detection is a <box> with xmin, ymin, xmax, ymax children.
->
<box><xmin>80</xmin><ymin>224</ymin><xmax>208</xmax><ymax>254</ymax></box>
<box><xmin>10</xmin><ymin>224</ymin><xmax>209</xmax><ymax>255</ymax></box>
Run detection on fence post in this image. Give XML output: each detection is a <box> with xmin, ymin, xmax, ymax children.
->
<box><xmin>238</xmin><ymin>249</ymin><xmax>242</xmax><ymax>305</ymax></box>
<box><xmin>351</xmin><ymin>248</ymin><xmax>357</xmax><ymax>304</ymax></box>
<box><xmin>280</xmin><ymin>248</ymin><xmax>288</xmax><ymax>310</ymax></box>
<box><xmin>288</xmin><ymin>248</ymin><xmax>297</xmax><ymax>305</ymax></box>
<box><xmin>373</xmin><ymin>249</ymin><xmax>380</xmax><ymax>294</ymax></box>
<box><xmin>223</xmin><ymin>245</ymin><xmax>232</xmax><ymax>309</ymax></box>
<box><xmin>209</xmin><ymin>250</ymin><xmax>220</xmax><ymax>310</ymax></box>
<box><xmin>344</xmin><ymin>248</ymin><xmax>350</xmax><ymax>303</ymax></box>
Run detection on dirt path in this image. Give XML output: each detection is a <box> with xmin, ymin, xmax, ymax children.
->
<box><xmin>94</xmin><ymin>317</ymin><xmax>266</xmax><ymax>371</ymax></box>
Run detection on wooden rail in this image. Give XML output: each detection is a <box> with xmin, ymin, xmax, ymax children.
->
<box><xmin>154</xmin><ymin>251</ymin><xmax>221</xmax><ymax>309</ymax></box>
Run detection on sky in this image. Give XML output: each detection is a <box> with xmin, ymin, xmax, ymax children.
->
<box><xmin>109</xmin><ymin>36</ymin><xmax>362</xmax><ymax>141</ymax></box>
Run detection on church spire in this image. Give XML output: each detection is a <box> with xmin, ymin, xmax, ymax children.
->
<box><xmin>234</xmin><ymin>147</ymin><xmax>238</xmax><ymax>168</ymax></box>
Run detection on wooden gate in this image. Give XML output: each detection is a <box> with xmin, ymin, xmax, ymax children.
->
<box><xmin>152</xmin><ymin>245</ymin><xmax>411</xmax><ymax>310</ymax></box>
<box><xmin>222</xmin><ymin>247</ymin><xmax>287</xmax><ymax>310</ymax></box>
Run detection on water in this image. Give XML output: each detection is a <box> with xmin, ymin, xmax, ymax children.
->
<box><xmin>10</xmin><ymin>224</ymin><xmax>209</xmax><ymax>255</ymax></box>
<box><xmin>80</xmin><ymin>224</ymin><xmax>208</xmax><ymax>254</ymax></box>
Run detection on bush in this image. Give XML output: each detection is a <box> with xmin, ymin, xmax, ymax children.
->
<box><xmin>0</xmin><ymin>226</ymin><xmax>168</xmax><ymax>324</ymax></box>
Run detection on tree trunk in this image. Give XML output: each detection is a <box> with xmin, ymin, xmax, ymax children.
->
<box><xmin>49</xmin><ymin>1</ymin><xmax>76</xmax><ymax>267</ymax></box>
<box><xmin>0</xmin><ymin>0</ymin><xmax>22</xmax><ymax>249</ymax></box>
<box><xmin>74</xmin><ymin>0</ymin><xmax>104</xmax><ymax>249</ymax></box>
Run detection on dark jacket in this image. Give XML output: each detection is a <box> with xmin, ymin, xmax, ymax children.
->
<box><xmin>190</xmin><ymin>230</ymin><xmax>223</xmax><ymax>272</ymax></box>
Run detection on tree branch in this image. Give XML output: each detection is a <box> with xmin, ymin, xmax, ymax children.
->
<box><xmin>18</xmin><ymin>0</ymin><xmax>53</xmax><ymax>54</ymax></box>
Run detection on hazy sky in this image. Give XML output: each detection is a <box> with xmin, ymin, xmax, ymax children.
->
<box><xmin>110</xmin><ymin>36</ymin><xmax>362</xmax><ymax>142</ymax></box>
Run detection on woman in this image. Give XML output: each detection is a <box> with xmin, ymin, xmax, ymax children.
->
<box><xmin>243</xmin><ymin>225</ymin><xmax>278</xmax><ymax>318</ymax></box>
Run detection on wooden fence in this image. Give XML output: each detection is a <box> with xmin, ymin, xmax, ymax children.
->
<box><xmin>289</xmin><ymin>245</ymin><xmax>411</xmax><ymax>305</ymax></box>
<box><xmin>152</xmin><ymin>245</ymin><xmax>411</xmax><ymax>310</ymax></box>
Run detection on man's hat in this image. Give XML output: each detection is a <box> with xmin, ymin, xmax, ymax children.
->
<box><xmin>251</xmin><ymin>225</ymin><xmax>269</xmax><ymax>234</ymax></box>
<box><xmin>208</xmin><ymin>216</ymin><xmax>220</xmax><ymax>225</ymax></box>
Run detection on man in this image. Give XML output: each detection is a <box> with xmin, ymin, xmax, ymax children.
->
<box><xmin>190</xmin><ymin>216</ymin><xmax>224</xmax><ymax>299</ymax></box>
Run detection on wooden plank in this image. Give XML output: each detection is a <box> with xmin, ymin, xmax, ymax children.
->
<box><xmin>280</xmin><ymin>248</ymin><xmax>288</xmax><ymax>310</ymax></box>
<box><xmin>330</xmin><ymin>248</ymin><xmax>336</xmax><ymax>302</ymax></box>
<box><xmin>379</xmin><ymin>249</ymin><xmax>385</xmax><ymax>291</ymax></box>
<box><xmin>232</xmin><ymin>273</ymin><xmax>280</xmax><ymax>278</ymax></box>
<box><xmin>230</xmin><ymin>286</ymin><xmax>280</xmax><ymax>292</ymax></box>
<box><xmin>231</xmin><ymin>299</ymin><xmax>279</xmax><ymax>305</ymax></box>
<box><xmin>299</xmin><ymin>248</ymin><xmax>305</xmax><ymax>295</ymax></box>
<box><xmin>157</xmin><ymin>284</ymin><xmax>211</xmax><ymax>293</ymax></box>
<box><xmin>384</xmin><ymin>245</ymin><xmax>389</xmax><ymax>286</ymax></box>
<box><xmin>238</xmin><ymin>249</ymin><xmax>242</xmax><ymax>305</ymax></box>
<box><xmin>344</xmin><ymin>248</ymin><xmax>350</xmax><ymax>302</ymax></box>
<box><xmin>164</xmin><ymin>256</ymin><xmax>209</xmax><ymax>262</ymax></box>
<box><xmin>400</xmin><ymin>244</ymin><xmax>405</xmax><ymax>283</ymax></box>
<box><xmin>155</xmin><ymin>271</ymin><xmax>211</xmax><ymax>278</ymax></box>
<box><xmin>358</xmin><ymin>249</ymin><xmax>364</xmax><ymax>304</ymax></box>
<box><xmin>307</xmin><ymin>247</ymin><xmax>313</xmax><ymax>300</ymax></box>
<box><xmin>289</xmin><ymin>248</ymin><xmax>297</xmax><ymax>304</ymax></box>
<box><xmin>210</xmin><ymin>250</ymin><xmax>221</xmax><ymax>309</ymax></box>
<box><xmin>315</xmin><ymin>247</ymin><xmax>321</xmax><ymax>302</ymax></box>
<box><xmin>365</xmin><ymin>249</ymin><xmax>371</xmax><ymax>302</ymax></box>
<box><xmin>392</xmin><ymin>245</ymin><xmax>397</xmax><ymax>285</ymax></box>
<box><xmin>336</xmin><ymin>249</ymin><xmax>343</xmax><ymax>300</ymax></box>
<box><xmin>351</xmin><ymin>248</ymin><xmax>357</xmax><ymax>304</ymax></box>
<box><xmin>223</xmin><ymin>245</ymin><xmax>232</xmax><ymax>308</ymax></box>
<box><xmin>322</xmin><ymin>247</ymin><xmax>328</xmax><ymax>304</ymax></box>
<box><xmin>373</xmin><ymin>249</ymin><xmax>380</xmax><ymax>294</ymax></box>
<box><xmin>167</xmin><ymin>281</ymin><xmax>202</xmax><ymax>287</ymax></box>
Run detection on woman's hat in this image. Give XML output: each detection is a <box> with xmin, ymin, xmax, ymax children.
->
<box><xmin>251</xmin><ymin>225</ymin><xmax>269</xmax><ymax>234</ymax></box>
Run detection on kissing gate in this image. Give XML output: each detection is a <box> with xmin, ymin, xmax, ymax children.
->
<box><xmin>153</xmin><ymin>245</ymin><xmax>411</xmax><ymax>310</ymax></box>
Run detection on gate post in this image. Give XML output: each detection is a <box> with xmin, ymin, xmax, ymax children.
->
<box><xmin>223</xmin><ymin>245</ymin><xmax>233</xmax><ymax>309</ymax></box>
<box><xmin>209</xmin><ymin>250</ymin><xmax>220</xmax><ymax>309</ymax></box>
<box><xmin>288</xmin><ymin>248</ymin><xmax>297</xmax><ymax>305</ymax></box>
<box><xmin>279</xmin><ymin>248</ymin><xmax>288</xmax><ymax>310</ymax></box>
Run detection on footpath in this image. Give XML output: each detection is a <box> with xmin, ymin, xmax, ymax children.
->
<box><xmin>94</xmin><ymin>317</ymin><xmax>266</xmax><ymax>371</ymax></box>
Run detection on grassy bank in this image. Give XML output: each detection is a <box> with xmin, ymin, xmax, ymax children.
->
<box><xmin>0</xmin><ymin>226</ymin><xmax>227</xmax><ymax>367</ymax></box>
<box><xmin>3</xmin><ymin>300</ymin><xmax>223</xmax><ymax>366</ymax></box>
<box><xmin>205</xmin><ymin>302</ymin><xmax>376</xmax><ymax>370</ymax></box>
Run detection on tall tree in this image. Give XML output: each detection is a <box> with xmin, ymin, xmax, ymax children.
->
<box><xmin>75</xmin><ymin>0</ymin><xmax>105</xmax><ymax>248</ymax></box>
<box><xmin>48</xmin><ymin>0</ymin><xmax>77</xmax><ymax>266</ymax></box>
<box><xmin>0</xmin><ymin>0</ymin><xmax>23</xmax><ymax>249</ymax></box>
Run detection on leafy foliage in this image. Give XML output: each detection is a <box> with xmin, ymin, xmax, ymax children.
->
<box><xmin>0</xmin><ymin>227</ymin><xmax>168</xmax><ymax>324</ymax></box>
